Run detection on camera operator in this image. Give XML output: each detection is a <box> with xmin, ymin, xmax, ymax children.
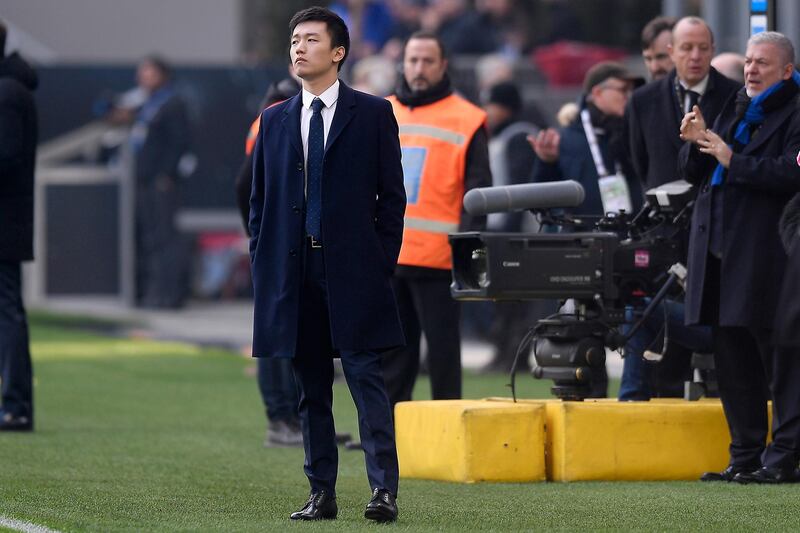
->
<box><xmin>530</xmin><ymin>62</ymin><xmax>643</xmax><ymax>219</ymax></box>
<box><xmin>529</xmin><ymin>62</ymin><xmax>644</xmax><ymax>396</ymax></box>
<box><xmin>623</xmin><ymin>17</ymin><xmax>739</xmax><ymax>400</ymax></box>
<box><xmin>679</xmin><ymin>31</ymin><xmax>800</xmax><ymax>484</ymax></box>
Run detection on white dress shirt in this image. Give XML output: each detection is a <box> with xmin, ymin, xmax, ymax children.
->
<box><xmin>678</xmin><ymin>74</ymin><xmax>710</xmax><ymax>113</ymax></box>
<box><xmin>300</xmin><ymin>79</ymin><xmax>340</xmax><ymax>163</ymax></box>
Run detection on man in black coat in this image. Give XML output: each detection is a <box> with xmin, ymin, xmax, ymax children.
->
<box><xmin>622</xmin><ymin>16</ymin><xmax>739</xmax><ymax>400</ymax></box>
<box><xmin>628</xmin><ymin>16</ymin><xmax>741</xmax><ymax>190</ymax></box>
<box><xmin>249</xmin><ymin>8</ymin><xmax>405</xmax><ymax>521</ymax></box>
<box><xmin>0</xmin><ymin>22</ymin><xmax>37</xmax><ymax>431</ymax></box>
<box><xmin>679</xmin><ymin>31</ymin><xmax>800</xmax><ymax>483</ymax></box>
<box><xmin>123</xmin><ymin>56</ymin><xmax>190</xmax><ymax>309</ymax></box>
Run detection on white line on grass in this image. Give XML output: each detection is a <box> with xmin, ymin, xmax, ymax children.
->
<box><xmin>0</xmin><ymin>516</ymin><xmax>62</xmax><ymax>533</ymax></box>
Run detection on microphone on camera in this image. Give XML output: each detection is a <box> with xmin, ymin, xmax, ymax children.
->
<box><xmin>463</xmin><ymin>180</ymin><xmax>586</xmax><ymax>216</ymax></box>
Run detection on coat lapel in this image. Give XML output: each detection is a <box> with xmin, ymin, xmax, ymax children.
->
<box><xmin>281</xmin><ymin>93</ymin><xmax>303</xmax><ymax>159</ymax></box>
<box><xmin>325</xmin><ymin>81</ymin><xmax>356</xmax><ymax>155</ymax></box>
<box><xmin>741</xmin><ymin>98</ymin><xmax>797</xmax><ymax>155</ymax></box>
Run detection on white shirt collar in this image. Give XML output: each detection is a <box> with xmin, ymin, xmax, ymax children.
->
<box><xmin>302</xmin><ymin>79</ymin><xmax>340</xmax><ymax>110</ymax></box>
<box><xmin>679</xmin><ymin>74</ymin><xmax>710</xmax><ymax>96</ymax></box>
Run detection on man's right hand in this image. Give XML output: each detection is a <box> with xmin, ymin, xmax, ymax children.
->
<box><xmin>679</xmin><ymin>105</ymin><xmax>708</xmax><ymax>144</ymax></box>
<box><xmin>527</xmin><ymin>128</ymin><xmax>561</xmax><ymax>163</ymax></box>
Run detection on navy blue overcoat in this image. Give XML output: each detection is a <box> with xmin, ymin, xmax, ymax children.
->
<box><xmin>248</xmin><ymin>81</ymin><xmax>407</xmax><ymax>358</ymax></box>
<box><xmin>679</xmin><ymin>91</ymin><xmax>800</xmax><ymax>329</ymax></box>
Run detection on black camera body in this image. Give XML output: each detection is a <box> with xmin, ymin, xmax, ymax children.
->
<box><xmin>449</xmin><ymin>180</ymin><xmax>694</xmax><ymax>400</ymax></box>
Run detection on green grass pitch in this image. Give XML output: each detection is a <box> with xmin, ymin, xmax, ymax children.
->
<box><xmin>0</xmin><ymin>319</ymin><xmax>799</xmax><ymax>531</ymax></box>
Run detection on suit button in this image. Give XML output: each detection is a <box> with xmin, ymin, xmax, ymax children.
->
<box><xmin>698</xmin><ymin>224</ymin><xmax>706</xmax><ymax>232</ymax></box>
<box><xmin>297</xmin><ymin>162</ymin><xmax>303</xmax><ymax>171</ymax></box>
<box><xmin>701</xmin><ymin>185</ymin><xmax>709</xmax><ymax>193</ymax></box>
<box><xmin>289</xmin><ymin>249</ymin><xmax>297</xmax><ymax>257</ymax></box>
<box><xmin>292</xmin><ymin>205</ymin><xmax>300</xmax><ymax>213</ymax></box>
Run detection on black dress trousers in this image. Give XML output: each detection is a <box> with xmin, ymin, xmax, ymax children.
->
<box><xmin>291</xmin><ymin>244</ymin><xmax>399</xmax><ymax>495</ymax></box>
<box><xmin>0</xmin><ymin>261</ymin><xmax>33</xmax><ymax>420</ymax></box>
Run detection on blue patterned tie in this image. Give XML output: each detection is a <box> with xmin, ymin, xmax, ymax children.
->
<box><xmin>305</xmin><ymin>97</ymin><xmax>324</xmax><ymax>242</ymax></box>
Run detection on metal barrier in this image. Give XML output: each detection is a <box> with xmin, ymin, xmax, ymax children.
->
<box><xmin>25</xmin><ymin>122</ymin><xmax>135</xmax><ymax>307</ymax></box>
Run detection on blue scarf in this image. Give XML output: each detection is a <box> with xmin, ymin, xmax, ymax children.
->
<box><xmin>711</xmin><ymin>70</ymin><xmax>800</xmax><ymax>186</ymax></box>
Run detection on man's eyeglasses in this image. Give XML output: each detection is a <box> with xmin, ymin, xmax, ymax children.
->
<box><xmin>600</xmin><ymin>83</ymin><xmax>633</xmax><ymax>95</ymax></box>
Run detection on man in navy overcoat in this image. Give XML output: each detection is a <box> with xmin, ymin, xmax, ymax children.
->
<box><xmin>679</xmin><ymin>31</ymin><xmax>800</xmax><ymax>484</ymax></box>
<box><xmin>248</xmin><ymin>6</ymin><xmax>406</xmax><ymax>523</ymax></box>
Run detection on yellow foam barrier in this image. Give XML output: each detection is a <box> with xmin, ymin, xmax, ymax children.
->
<box><xmin>545</xmin><ymin>400</ymin><xmax>732</xmax><ymax>481</ymax></box>
<box><xmin>395</xmin><ymin>400</ymin><xmax>546</xmax><ymax>483</ymax></box>
<box><xmin>487</xmin><ymin>397</ymin><xmax>751</xmax><ymax>481</ymax></box>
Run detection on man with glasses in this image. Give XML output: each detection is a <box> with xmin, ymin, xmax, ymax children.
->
<box><xmin>529</xmin><ymin>61</ymin><xmax>644</xmax><ymax>397</ymax></box>
<box><xmin>530</xmin><ymin>62</ymin><xmax>643</xmax><ymax>218</ymax></box>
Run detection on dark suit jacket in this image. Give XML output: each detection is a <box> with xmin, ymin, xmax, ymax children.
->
<box><xmin>134</xmin><ymin>89</ymin><xmax>190</xmax><ymax>184</ymax></box>
<box><xmin>679</xmin><ymin>90</ymin><xmax>800</xmax><ymax>328</ymax></box>
<box><xmin>249</xmin><ymin>81</ymin><xmax>406</xmax><ymax>358</ymax></box>
<box><xmin>0</xmin><ymin>53</ymin><xmax>38</xmax><ymax>262</ymax></box>
<box><xmin>628</xmin><ymin>68</ymin><xmax>741</xmax><ymax>190</ymax></box>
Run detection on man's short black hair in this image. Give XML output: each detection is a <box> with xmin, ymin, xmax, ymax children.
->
<box><xmin>641</xmin><ymin>16</ymin><xmax>676</xmax><ymax>50</ymax></box>
<box><xmin>405</xmin><ymin>30</ymin><xmax>448</xmax><ymax>61</ymax></box>
<box><xmin>141</xmin><ymin>54</ymin><xmax>172</xmax><ymax>80</ymax></box>
<box><xmin>289</xmin><ymin>6</ymin><xmax>350</xmax><ymax>72</ymax></box>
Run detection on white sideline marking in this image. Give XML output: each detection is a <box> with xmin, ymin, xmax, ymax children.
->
<box><xmin>0</xmin><ymin>516</ymin><xmax>62</xmax><ymax>533</ymax></box>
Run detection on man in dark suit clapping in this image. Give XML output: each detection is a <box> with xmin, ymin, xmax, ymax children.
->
<box><xmin>629</xmin><ymin>16</ymin><xmax>741</xmax><ymax>190</ymax></box>
<box><xmin>679</xmin><ymin>31</ymin><xmax>800</xmax><ymax>484</ymax></box>
<box><xmin>248</xmin><ymin>7</ymin><xmax>406</xmax><ymax>522</ymax></box>
<box><xmin>621</xmin><ymin>16</ymin><xmax>740</xmax><ymax>401</ymax></box>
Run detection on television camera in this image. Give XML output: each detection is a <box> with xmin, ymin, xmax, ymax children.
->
<box><xmin>449</xmin><ymin>180</ymin><xmax>695</xmax><ymax>400</ymax></box>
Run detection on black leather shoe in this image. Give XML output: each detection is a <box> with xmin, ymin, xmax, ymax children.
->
<box><xmin>290</xmin><ymin>490</ymin><xmax>337</xmax><ymax>520</ymax></box>
<box><xmin>733</xmin><ymin>466</ymin><xmax>800</xmax><ymax>485</ymax></box>
<box><xmin>364</xmin><ymin>488</ymin><xmax>397</xmax><ymax>522</ymax></box>
<box><xmin>0</xmin><ymin>410</ymin><xmax>33</xmax><ymax>432</ymax></box>
<box><xmin>699</xmin><ymin>465</ymin><xmax>754</xmax><ymax>482</ymax></box>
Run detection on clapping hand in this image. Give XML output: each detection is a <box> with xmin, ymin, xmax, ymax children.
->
<box><xmin>697</xmin><ymin>128</ymin><xmax>733</xmax><ymax>168</ymax></box>
<box><xmin>679</xmin><ymin>105</ymin><xmax>708</xmax><ymax>144</ymax></box>
<box><xmin>527</xmin><ymin>128</ymin><xmax>561</xmax><ymax>163</ymax></box>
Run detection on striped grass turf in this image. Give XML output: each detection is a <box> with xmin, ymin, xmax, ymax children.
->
<box><xmin>0</xmin><ymin>320</ymin><xmax>799</xmax><ymax>531</ymax></box>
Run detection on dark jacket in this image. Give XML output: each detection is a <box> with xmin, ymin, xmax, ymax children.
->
<box><xmin>679</xmin><ymin>90</ymin><xmax>800</xmax><ymax>328</ymax></box>
<box><xmin>776</xmin><ymin>193</ymin><xmax>800</xmax><ymax>345</ymax></box>
<box><xmin>628</xmin><ymin>68</ymin><xmax>741</xmax><ymax>190</ymax></box>
<box><xmin>532</xmin><ymin>102</ymin><xmax>643</xmax><ymax>217</ymax></box>
<box><xmin>133</xmin><ymin>86</ymin><xmax>190</xmax><ymax>184</ymax></box>
<box><xmin>0</xmin><ymin>52</ymin><xmax>38</xmax><ymax>262</ymax></box>
<box><xmin>779</xmin><ymin>191</ymin><xmax>800</xmax><ymax>251</ymax></box>
<box><xmin>248</xmin><ymin>81</ymin><xmax>406</xmax><ymax>357</ymax></box>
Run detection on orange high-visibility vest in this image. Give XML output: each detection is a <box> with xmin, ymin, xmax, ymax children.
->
<box><xmin>388</xmin><ymin>94</ymin><xmax>487</xmax><ymax>270</ymax></box>
<box><xmin>245</xmin><ymin>116</ymin><xmax>260</xmax><ymax>156</ymax></box>
<box><xmin>245</xmin><ymin>100</ymin><xmax>286</xmax><ymax>156</ymax></box>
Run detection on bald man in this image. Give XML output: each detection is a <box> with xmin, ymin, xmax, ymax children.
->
<box><xmin>620</xmin><ymin>17</ymin><xmax>741</xmax><ymax>402</ymax></box>
<box><xmin>711</xmin><ymin>52</ymin><xmax>746</xmax><ymax>84</ymax></box>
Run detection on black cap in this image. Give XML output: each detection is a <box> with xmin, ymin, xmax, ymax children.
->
<box><xmin>583</xmin><ymin>61</ymin><xmax>645</xmax><ymax>93</ymax></box>
<box><xmin>485</xmin><ymin>81</ymin><xmax>523</xmax><ymax>114</ymax></box>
